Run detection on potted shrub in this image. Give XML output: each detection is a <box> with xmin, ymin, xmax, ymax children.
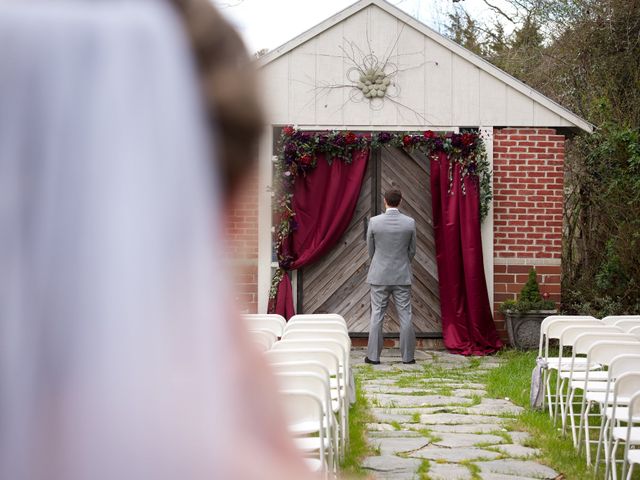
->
<box><xmin>500</xmin><ymin>268</ymin><xmax>557</xmax><ymax>349</ymax></box>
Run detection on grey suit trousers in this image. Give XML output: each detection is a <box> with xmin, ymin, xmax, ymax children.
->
<box><xmin>367</xmin><ymin>284</ymin><xmax>415</xmax><ymax>362</ymax></box>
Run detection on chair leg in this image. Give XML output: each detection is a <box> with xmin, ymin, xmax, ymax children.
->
<box><xmin>556</xmin><ymin>377</ymin><xmax>567</xmax><ymax>426</ymax></box>
<box><xmin>594</xmin><ymin>411</ymin><xmax>608</xmax><ymax>477</ymax></box>
<box><xmin>545</xmin><ymin>368</ymin><xmax>555</xmax><ymax>418</ymax></box>
<box><xmin>583</xmin><ymin>401</ymin><xmax>592</xmax><ymax>464</ymax></box>
<box><xmin>562</xmin><ymin>385</ymin><xmax>573</xmax><ymax>435</ymax></box>
<box><xmin>611</xmin><ymin>438</ymin><xmax>620</xmax><ymax>480</ymax></box>
<box><xmin>626</xmin><ymin>463</ymin><xmax>634</xmax><ymax>480</ymax></box>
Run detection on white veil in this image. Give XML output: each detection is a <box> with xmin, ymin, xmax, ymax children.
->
<box><xmin>0</xmin><ymin>2</ymin><xmax>311</xmax><ymax>479</ymax></box>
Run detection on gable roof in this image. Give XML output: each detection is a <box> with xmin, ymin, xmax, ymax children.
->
<box><xmin>257</xmin><ymin>0</ymin><xmax>592</xmax><ymax>133</ymax></box>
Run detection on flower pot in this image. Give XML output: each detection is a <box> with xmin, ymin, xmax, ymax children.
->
<box><xmin>504</xmin><ymin>310</ymin><xmax>557</xmax><ymax>350</ymax></box>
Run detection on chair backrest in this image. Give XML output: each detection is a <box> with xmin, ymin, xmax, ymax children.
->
<box><xmin>573</xmin><ymin>333</ymin><xmax>639</xmax><ymax>357</ymax></box>
<box><xmin>612</xmin><ymin>319</ymin><xmax>640</xmax><ymax>332</ymax></box>
<box><xmin>284</xmin><ymin>321</ymin><xmax>349</xmax><ymax>335</ymax></box>
<box><xmin>628</xmin><ymin>391</ymin><xmax>640</xmax><ymax>424</ymax></box>
<box><xmin>265</xmin><ymin>349</ymin><xmax>341</xmax><ymax>377</ymax></box>
<box><xmin>243</xmin><ymin>314</ymin><xmax>286</xmax><ymax>337</ymax></box>
<box><xmin>559</xmin><ymin>325</ymin><xmax>624</xmax><ymax>350</ymax></box>
<box><xmin>274</xmin><ymin>372</ymin><xmax>331</xmax><ymax>413</ymax></box>
<box><xmin>290</xmin><ymin>313</ymin><xmax>346</xmax><ymax>325</ymax></box>
<box><xmin>272</xmin><ymin>339</ymin><xmax>349</xmax><ymax>392</ymax></box>
<box><xmin>588</xmin><ymin>341</ymin><xmax>640</xmax><ymax>370</ymax></box>
<box><xmin>249</xmin><ymin>330</ymin><xmax>277</xmax><ymax>351</ymax></box>
<box><xmin>602</xmin><ymin>315</ymin><xmax>640</xmax><ymax>325</ymax></box>
<box><xmin>281</xmin><ymin>329</ymin><xmax>351</xmax><ymax>348</ymax></box>
<box><xmin>608</xmin><ymin>354</ymin><xmax>640</xmax><ymax>380</ymax></box>
<box><xmin>270</xmin><ymin>360</ymin><xmax>331</xmax><ymax>384</ymax></box>
<box><xmin>613</xmin><ymin>372</ymin><xmax>640</xmax><ymax>399</ymax></box>
<box><xmin>629</xmin><ymin>326</ymin><xmax>640</xmax><ymax>338</ymax></box>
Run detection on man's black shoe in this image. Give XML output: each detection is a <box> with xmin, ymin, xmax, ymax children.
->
<box><xmin>364</xmin><ymin>357</ymin><xmax>380</xmax><ymax>365</ymax></box>
<box><xmin>402</xmin><ymin>359</ymin><xmax>416</xmax><ymax>364</ymax></box>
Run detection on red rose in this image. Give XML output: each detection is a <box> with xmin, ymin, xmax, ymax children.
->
<box><xmin>283</xmin><ymin>126</ymin><xmax>295</xmax><ymax>136</ymax></box>
<box><xmin>402</xmin><ymin>135</ymin><xmax>413</xmax><ymax>146</ymax></box>
<box><xmin>462</xmin><ymin>133</ymin><xmax>476</xmax><ymax>147</ymax></box>
<box><xmin>423</xmin><ymin>130</ymin><xmax>436</xmax><ymax>140</ymax></box>
<box><xmin>344</xmin><ymin>132</ymin><xmax>358</xmax><ymax>145</ymax></box>
<box><xmin>299</xmin><ymin>154</ymin><xmax>313</xmax><ymax>165</ymax></box>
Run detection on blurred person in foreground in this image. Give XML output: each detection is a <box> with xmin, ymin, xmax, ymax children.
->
<box><xmin>0</xmin><ymin>1</ymin><xmax>316</xmax><ymax>479</ymax></box>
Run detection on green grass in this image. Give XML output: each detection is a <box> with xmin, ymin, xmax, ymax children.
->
<box><xmin>484</xmin><ymin>349</ymin><xmax>640</xmax><ymax>480</ymax></box>
<box><xmin>340</xmin><ymin>377</ymin><xmax>375</xmax><ymax>476</ymax></box>
<box><xmin>417</xmin><ymin>459</ymin><xmax>431</xmax><ymax>479</ymax></box>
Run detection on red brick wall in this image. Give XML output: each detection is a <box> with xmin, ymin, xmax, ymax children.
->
<box><xmin>492</xmin><ymin>128</ymin><xmax>565</xmax><ymax>340</ymax></box>
<box><xmin>225</xmin><ymin>171</ymin><xmax>259</xmax><ymax>313</ymax></box>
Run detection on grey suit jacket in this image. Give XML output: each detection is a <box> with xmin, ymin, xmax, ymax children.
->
<box><xmin>366</xmin><ymin>209</ymin><xmax>416</xmax><ymax>285</ymax></box>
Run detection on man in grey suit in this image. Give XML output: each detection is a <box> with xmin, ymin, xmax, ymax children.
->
<box><xmin>365</xmin><ymin>189</ymin><xmax>417</xmax><ymax>365</ymax></box>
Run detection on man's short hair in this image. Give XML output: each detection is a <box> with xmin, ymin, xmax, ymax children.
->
<box><xmin>384</xmin><ymin>189</ymin><xmax>402</xmax><ymax>207</ymax></box>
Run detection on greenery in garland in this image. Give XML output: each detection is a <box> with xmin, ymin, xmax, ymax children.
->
<box><xmin>500</xmin><ymin>268</ymin><xmax>556</xmax><ymax>313</ymax></box>
<box><xmin>269</xmin><ymin>126</ymin><xmax>493</xmax><ymax>302</ymax></box>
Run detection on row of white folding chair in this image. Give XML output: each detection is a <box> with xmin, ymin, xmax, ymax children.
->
<box><xmin>243</xmin><ymin>313</ymin><xmax>286</xmax><ymax>338</ymax></box>
<box><xmin>572</xmin><ymin>342</ymin><xmax>640</xmax><ymax>465</ymax></box>
<box><xmin>540</xmin><ymin>317</ymin><xmax>601</xmax><ymax>416</ymax></box>
<box><xmin>584</xmin><ymin>355</ymin><xmax>640</xmax><ymax>479</ymax></box>
<box><xmin>561</xmin><ymin>332</ymin><xmax>638</xmax><ymax>445</ymax></box>
<box><xmin>278</xmin><ymin>389</ymin><xmax>330</xmax><ymax>478</ymax></box>
<box><xmin>272</xmin><ymin>339</ymin><xmax>350</xmax><ymax>456</ymax></box>
<box><xmin>275</xmin><ymin>370</ymin><xmax>337</xmax><ymax>477</ymax></box>
<box><xmin>602</xmin><ymin>372</ymin><xmax>640</xmax><ymax>480</ymax></box>
<box><xmin>553</xmin><ymin>325</ymin><xmax>625</xmax><ymax>424</ymax></box>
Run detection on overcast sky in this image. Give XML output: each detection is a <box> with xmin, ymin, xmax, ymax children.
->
<box><xmin>213</xmin><ymin>0</ymin><xmax>512</xmax><ymax>54</ymax></box>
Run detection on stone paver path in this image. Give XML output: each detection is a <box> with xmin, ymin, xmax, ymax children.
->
<box><xmin>352</xmin><ymin>348</ymin><xmax>559</xmax><ymax>480</ymax></box>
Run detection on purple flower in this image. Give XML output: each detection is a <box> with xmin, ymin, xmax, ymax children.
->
<box><xmin>378</xmin><ymin>131</ymin><xmax>392</xmax><ymax>143</ymax></box>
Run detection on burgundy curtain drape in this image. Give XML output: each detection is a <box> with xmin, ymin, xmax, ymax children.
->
<box><xmin>270</xmin><ymin>149</ymin><xmax>369</xmax><ymax>319</ymax></box>
<box><xmin>430</xmin><ymin>151</ymin><xmax>502</xmax><ymax>355</ymax></box>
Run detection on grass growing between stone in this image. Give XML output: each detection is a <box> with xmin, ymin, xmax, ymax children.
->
<box><xmin>340</xmin><ymin>376</ymin><xmax>376</xmax><ymax>477</ymax></box>
<box><xmin>483</xmin><ymin>349</ymin><xmax>633</xmax><ymax>480</ymax></box>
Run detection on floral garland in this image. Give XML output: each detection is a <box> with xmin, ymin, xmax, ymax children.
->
<box><xmin>269</xmin><ymin>127</ymin><xmax>492</xmax><ymax>302</ymax></box>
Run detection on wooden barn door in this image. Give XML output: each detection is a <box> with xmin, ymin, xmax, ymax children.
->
<box><xmin>299</xmin><ymin>146</ymin><xmax>442</xmax><ymax>336</ymax></box>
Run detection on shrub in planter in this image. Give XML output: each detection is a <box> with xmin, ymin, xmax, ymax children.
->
<box><xmin>500</xmin><ymin>268</ymin><xmax>557</xmax><ymax>349</ymax></box>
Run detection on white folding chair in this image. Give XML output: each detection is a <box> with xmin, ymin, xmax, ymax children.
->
<box><xmin>265</xmin><ymin>349</ymin><xmax>346</xmax><ymax>459</ymax></box>
<box><xmin>562</xmin><ymin>332</ymin><xmax>637</xmax><ymax>444</ymax></box>
<box><xmin>243</xmin><ymin>314</ymin><xmax>286</xmax><ymax>338</ymax></box>
<box><xmin>604</xmin><ymin>372</ymin><xmax>640</xmax><ymax>480</ymax></box>
<box><xmin>622</xmin><ymin>392</ymin><xmax>640</xmax><ymax>480</ymax></box>
<box><xmin>576</xmin><ymin>342</ymin><xmax>640</xmax><ymax>464</ymax></box>
<box><xmin>275</xmin><ymin>372</ymin><xmax>337</xmax><ymax>472</ymax></box>
<box><xmin>630</xmin><ymin>326</ymin><xmax>640</xmax><ymax>338</ymax></box>
<box><xmin>278</xmin><ymin>389</ymin><xmax>329</xmax><ymax>479</ymax></box>
<box><xmin>272</xmin><ymin>339</ymin><xmax>350</xmax><ymax>456</ymax></box>
<box><xmin>270</xmin><ymin>361</ymin><xmax>341</xmax><ymax>461</ymax></box>
<box><xmin>602</xmin><ymin>315</ymin><xmax>640</xmax><ymax>325</ymax></box>
<box><xmin>594</xmin><ymin>355</ymin><xmax>640</xmax><ymax>477</ymax></box>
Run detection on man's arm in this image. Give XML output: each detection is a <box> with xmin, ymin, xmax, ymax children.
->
<box><xmin>367</xmin><ymin>219</ymin><xmax>375</xmax><ymax>259</ymax></box>
<box><xmin>408</xmin><ymin>221</ymin><xmax>416</xmax><ymax>261</ymax></box>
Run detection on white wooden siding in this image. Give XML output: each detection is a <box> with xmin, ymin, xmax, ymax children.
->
<box><xmin>262</xmin><ymin>4</ymin><xmax>576</xmax><ymax>128</ymax></box>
